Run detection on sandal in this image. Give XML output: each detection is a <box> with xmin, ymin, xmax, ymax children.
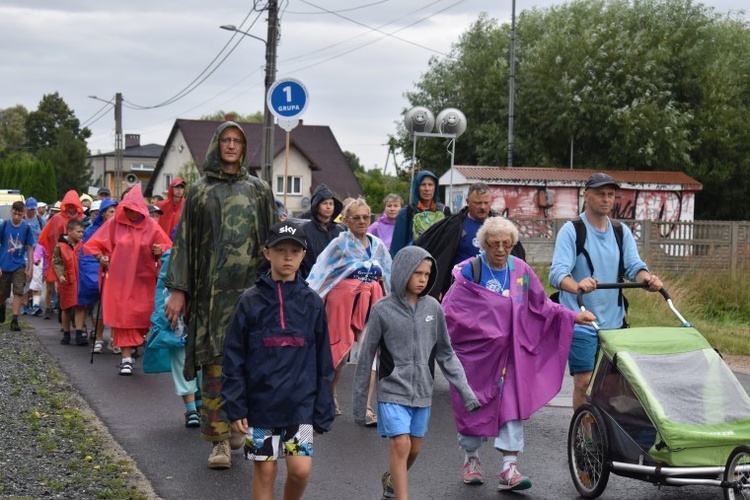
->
<box><xmin>334</xmin><ymin>396</ymin><xmax>342</xmax><ymax>417</ymax></box>
<box><xmin>184</xmin><ymin>410</ymin><xmax>200</xmax><ymax>428</ymax></box>
<box><xmin>365</xmin><ymin>406</ymin><xmax>377</xmax><ymax>427</ymax></box>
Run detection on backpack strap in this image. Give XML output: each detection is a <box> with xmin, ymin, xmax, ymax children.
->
<box><xmin>573</xmin><ymin>216</ymin><xmax>626</xmax><ymax>308</ymax></box>
<box><xmin>470</xmin><ymin>256</ymin><xmax>482</xmax><ymax>285</ymax></box>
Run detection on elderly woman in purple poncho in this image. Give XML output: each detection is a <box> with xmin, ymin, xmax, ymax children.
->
<box><xmin>442</xmin><ymin>217</ymin><xmax>595</xmax><ymax>492</ymax></box>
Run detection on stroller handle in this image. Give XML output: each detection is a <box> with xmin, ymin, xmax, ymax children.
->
<box><xmin>576</xmin><ymin>282</ymin><xmax>691</xmax><ymax>328</ymax></box>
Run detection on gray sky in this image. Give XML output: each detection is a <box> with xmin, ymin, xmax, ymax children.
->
<box><xmin>1</xmin><ymin>0</ymin><xmax>746</xmax><ymax>172</ymax></box>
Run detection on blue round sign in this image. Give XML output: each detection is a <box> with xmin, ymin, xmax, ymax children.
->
<box><xmin>267</xmin><ymin>78</ymin><xmax>309</xmax><ymax>120</ymax></box>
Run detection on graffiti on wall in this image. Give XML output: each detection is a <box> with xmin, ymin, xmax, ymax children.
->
<box><xmin>487</xmin><ymin>185</ymin><xmax>695</xmax><ymax>238</ymax></box>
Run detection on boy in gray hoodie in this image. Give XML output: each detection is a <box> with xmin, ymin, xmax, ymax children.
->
<box><xmin>354</xmin><ymin>246</ymin><xmax>480</xmax><ymax>499</ymax></box>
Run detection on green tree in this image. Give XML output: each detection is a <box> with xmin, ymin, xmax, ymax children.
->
<box><xmin>176</xmin><ymin>160</ymin><xmax>200</xmax><ymax>186</ymax></box>
<box><xmin>397</xmin><ymin>1</ymin><xmax>750</xmax><ymax>219</ymax></box>
<box><xmin>343</xmin><ymin>150</ymin><xmax>365</xmax><ymax>173</ymax></box>
<box><xmin>26</xmin><ymin>93</ymin><xmax>92</xmax><ymax>198</ymax></box>
<box><xmin>200</xmin><ymin>110</ymin><xmax>263</xmax><ymax>122</ymax></box>
<box><xmin>0</xmin><ymin>152</ymin><xmax>56</xmax><ymax>202</ymax></box>
<box><xmin>0</xmin><ymin>105</ymin><xmax>29</xmax><ymax>158</ymax></box>
<box><xmin>354</xmin><ymin>168</ymin><xmax>409</xmax><ymax>214</ymax></box>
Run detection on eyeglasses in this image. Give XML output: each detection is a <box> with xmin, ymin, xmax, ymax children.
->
<box><xmin>485</xmin><ymin>239</ymin><xmax>514</xmax><ymax>251</ymax></box>
<box><xmin>219</xmin><ymin>137</ymin><xmax>243</xmax><ymax>145</ymax></box>
<box><xmin>345</xmin><ymin>215</ymin><xmax>371</xmax><ymax>222</ymax></box>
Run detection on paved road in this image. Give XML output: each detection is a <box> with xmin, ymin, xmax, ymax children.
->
<box><xmin>28</xmin><ymin>315</ymin><xmax>748</xmax><ymax>499</ymax></box>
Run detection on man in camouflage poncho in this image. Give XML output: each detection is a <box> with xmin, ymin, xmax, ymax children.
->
<box><xmin>165</xmin><ymin>121</ymin><xmax>276</xmax><ymax>469</ymax></box>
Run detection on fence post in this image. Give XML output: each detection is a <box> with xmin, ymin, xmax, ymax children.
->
<box><xmin>731</xmin><ymin>221</ymin><xmax>739</xmax><ymax>277</ymax></box>
<box><xmin>642</xmin><ymin>219</ymin><xmax>652</xmax><ymax>260</ymax></box>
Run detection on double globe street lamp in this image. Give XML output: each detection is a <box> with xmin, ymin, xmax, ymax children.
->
<box><xmin>403</xmin><ymin>106</ymin><xmax>467</xmax><ymax>211</ymax></box>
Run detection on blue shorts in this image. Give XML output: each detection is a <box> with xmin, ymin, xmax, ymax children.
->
<box><xmin>568</xmin><ymin>330</ymin><xmax>598</xmax><ymax>374</ymax></box>
<box><xmin>377</xmin><ymin>403</ymin><xmax>431</xmax><ymax>438</ymax></box>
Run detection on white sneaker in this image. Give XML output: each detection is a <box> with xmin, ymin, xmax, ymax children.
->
<box><xmin>93</xmin><ymin>341</ymin><xmax>103</xmax><ymax>354</ymax></box>
<box><xmin>108</xmin><ymin>340</ymin><xmax>121</xmax><ymax>354</ymax></box>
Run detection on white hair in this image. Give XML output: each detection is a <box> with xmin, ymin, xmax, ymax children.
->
<box><xmin>476</xmin><ymin>217</ymin><xmax>519</xmax><ymax>251</ymax></box>
<box><xmin>342</xmin><ymin>197</ymin><xmax>370</xmax><ymax>218</ymax></box>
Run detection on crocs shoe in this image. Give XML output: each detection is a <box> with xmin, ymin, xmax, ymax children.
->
<box><xmin>498</xmin><ymin>463</ymin><xmax>531</xmax><ymax>491</ymax></box>
<box><xmin>463</xmin><ymin>457</ymin><xmax>484</xmax><ymax>485</ymax></box>
<box><xmin>381</xmin><ymin>471</ymin><xmax>395</xmax><ymax>499</ymax></box>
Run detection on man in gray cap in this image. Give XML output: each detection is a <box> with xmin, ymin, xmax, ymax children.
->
<box><xmin>549</xmin><ymin>172</ymin><xmax>663</xmax><ymax>410</ymax></box>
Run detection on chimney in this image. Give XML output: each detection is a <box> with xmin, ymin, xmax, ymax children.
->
<box><xmin>125</xmin><ymin>134</ymin><xmax>141</xmax><ymax>148</ymax></box>
<box><xmin>225</xmin><ymin>113</ymin><xmax>237</xmax><ymax>122</ymax></box>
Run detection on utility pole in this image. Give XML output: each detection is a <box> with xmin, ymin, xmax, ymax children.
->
<box><xmin>261</xmin><ymin>0</ymin><xmax>279</xmax><ymax>185</ymax></box>
<box><xmin>114</xmin><ymin>92</ymin><xmax>123</xmax><ymax>198</ymax></box>
<box><xmin>507</xmin><ymin>0</ymin><xmax>516</xmax><ymax>167</ymax></box>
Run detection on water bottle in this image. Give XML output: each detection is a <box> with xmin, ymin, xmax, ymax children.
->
<box><xmin>175</xmin><ymin>315</ymin><xmax>187</xmax><ymax>345</ymax></box>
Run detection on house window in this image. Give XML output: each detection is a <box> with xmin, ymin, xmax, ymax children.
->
<box><xmin>165</xmin><ymin>174</ymin><xmax>173</xmax><ymax>191</ymax></box>
<box><xmin>275</xmin><ymin>176</ymin><xmax>302</xmax><ymax>195</ymax></box>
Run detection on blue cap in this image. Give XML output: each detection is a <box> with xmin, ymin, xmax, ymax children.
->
<box><xmin>25</xmin><ymin>197</ymin><xmax>38</xmax><ymax>210</ymax></box>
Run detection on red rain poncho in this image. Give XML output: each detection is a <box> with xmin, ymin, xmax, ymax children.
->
<box><xmin>84</xmin><ymin>185</ymin><xmax>172</xmax><ymax>329</ymax></box>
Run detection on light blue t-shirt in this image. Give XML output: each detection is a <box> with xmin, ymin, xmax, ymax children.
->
<box><xmin>549</xmin><ymin>213</ymin><xmax>647</xmax><ymax>334</ymax></box>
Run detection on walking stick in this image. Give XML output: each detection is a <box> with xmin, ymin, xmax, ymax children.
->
<box><xmin>90</xmin><ymin>271</ymin><xmax>106</xmax><ymax>364</ymax></box>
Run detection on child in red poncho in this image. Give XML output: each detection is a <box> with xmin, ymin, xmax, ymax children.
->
<box><xmin>53</xmin><ymin>218</ymin><xmax>87</xmax><ymax>346</ymax></box>
<box><xmin>84</xmin><ymin>185</ymin><xmax>172</xmax><ymax>376</ymax></box>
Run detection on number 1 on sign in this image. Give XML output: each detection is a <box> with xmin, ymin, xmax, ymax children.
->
<box><xmin>283</xmin><ymin>86</ymin><xmax>292</xmax><ymax>102</ymax></box>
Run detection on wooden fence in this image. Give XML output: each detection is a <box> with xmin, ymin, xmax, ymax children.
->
<box><xmin>513</xmin><ymin>218</ymin><xmax>750</xmax><ymax>275</ymax></box>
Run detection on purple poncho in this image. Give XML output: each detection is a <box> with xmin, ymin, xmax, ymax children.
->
<box><xmin>442</xmin><ymin>256</ymin><xmax>577</xmax><ymax>436</ymax></box>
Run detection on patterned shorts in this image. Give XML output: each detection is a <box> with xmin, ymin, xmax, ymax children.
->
<box><xmin>244</xmin><ymin>424</ymin><xmax>314</xmax><ymax>461</ymax></box>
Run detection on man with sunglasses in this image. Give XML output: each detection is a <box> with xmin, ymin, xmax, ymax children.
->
<box><xmin>165</xmin><ymin>121</ymin><xmax>276</xmax><ymax>470</ymax></box>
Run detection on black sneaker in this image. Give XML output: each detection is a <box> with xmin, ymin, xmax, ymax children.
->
<box><xmin>60</xmin><ymin>332</ymin><xmax>71</xmax><ymax>345</ymax></box>
<box><xmin>9</xmin><ymin>319</ymin><xmax>20</xmax><ymax>332</ymax></box>
<box><xmin>0</xmin><ymin>303</ymin><xmax>5</xmax><ymax>324</ymax></box>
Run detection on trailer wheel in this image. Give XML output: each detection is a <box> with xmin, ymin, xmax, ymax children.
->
<box><xmin>724</xmin><ymin>444</ymin><xmax>750</xmax><ymax>500</ymax></box>
<box><xmin>568</xmin><ymin>403</ymin><xmax>610</xmax><ymax>499</ymax></box>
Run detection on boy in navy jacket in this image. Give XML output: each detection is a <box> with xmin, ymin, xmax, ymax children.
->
<box><xmin>222</xmin><ymin>221</ymin><xmax>334</xmax><ymax>500</ymax></box>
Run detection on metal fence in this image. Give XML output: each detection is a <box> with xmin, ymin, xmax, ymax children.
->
<box><xmin>513</xmin><ymin>218</ymin><xmax>750</xmax><ymax>275</ymax></box>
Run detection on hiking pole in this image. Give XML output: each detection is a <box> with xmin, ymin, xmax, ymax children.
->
<box><xmin>90</xmin><ymin>272</ymin><xmax>106</xmax><ymax>364</ymax></box>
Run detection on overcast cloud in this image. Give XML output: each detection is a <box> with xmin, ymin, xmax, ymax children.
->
<box><xmin>0</xmin><ymin>0</ymin><xmax>746</xmax><ymax>172</ymax></box>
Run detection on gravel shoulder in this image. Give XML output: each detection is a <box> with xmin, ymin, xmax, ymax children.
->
<box><xmin>0</xmin><ymin>323</ymin><xmax>158</xmax><ymax>499</ymax></box>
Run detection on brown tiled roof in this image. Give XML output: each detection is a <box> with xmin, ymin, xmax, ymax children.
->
<box><xmin>146</xmin><ymin>119</ymin><xmax>362</xmax><ymax>198</ymax></box>
<box><xmin>452</xmin><ymin>166</ymin><xmax>702</xmax><ymax>190</ymax></box>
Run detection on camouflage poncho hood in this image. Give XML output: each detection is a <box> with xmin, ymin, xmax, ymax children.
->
<box><xmin>165</xmin><ymin>121</ymin><xmax>276</xmax><ymax>379</ymax></box>
<box><xmin>202</xmin><ymin>121</ymin><xmax>248</xmax><ymax>179</ymax></box>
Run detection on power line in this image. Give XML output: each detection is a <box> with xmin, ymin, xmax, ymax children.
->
<box><xmin>282</xmin><ymin>0</ymin><xmax>446</xmax><ymax>63</ymax></box>
<box><xmin>81</xmin><ymin>99</ymin><xmax>113</xmax><ymax>128</ymax></box>
<box><xmin>283</xmin><ymin>0</ymin><xmax>465</xmax><ymax>73</ymax></box>
<box><xmin>296</xmin><ymin>0</ymin><xmax>463</xmax><ymax>56</ymax></box>
<box><xmin>123</xmin><ymin>8</ymin><xmax>265</xmax><ymax>110</ymax></box>
<box><xmin>285</xmin><ymin>0</ymin><xmax>390</xmax><ymax>15</ymax></box>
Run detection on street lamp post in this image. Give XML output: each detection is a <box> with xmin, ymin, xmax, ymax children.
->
<box><xmin>508</xmin><ymin>0</ymin><xmax>516</xmax><ymax>167</ymax></box>
<box><xmin>220</xmin><ymin>6</ymin><xmax>278</xmax><ymax>184</ymax></box>
<box><xmin>88</xmin><ymin>93</ymin><xmax>123</xmax><ymax>198</ymax></box>
<box><xmin>403</xmin><ymin>107</ymin><xmax>467</xmax><ymax>212</ymax></box>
